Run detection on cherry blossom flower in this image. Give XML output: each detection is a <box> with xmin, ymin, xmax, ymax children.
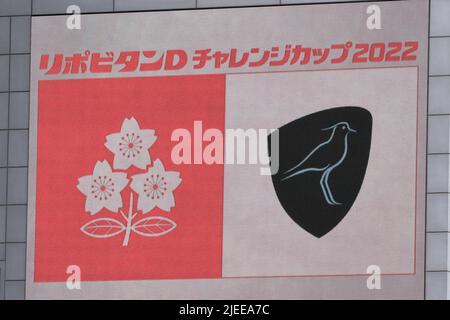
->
<box><xmin>105</xmin><ymin>117</ymin><xmax>157</xmax><ymax>170</ymax></box>
<box><xmin>130</xmin><ymin>159</ymin><xmax>181</xmax><ymax>213</ymax></box>
<box><xmin>77</xmin><ymin>160</ymin><xmax>129</xmax><ymax>215</ymax></box>
<box><xmin>78</xmin><ymin>118</ymin><xmax>180</xmax><ymax>245</ymax></box>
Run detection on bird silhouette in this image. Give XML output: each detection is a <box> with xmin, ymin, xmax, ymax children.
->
<box><xmin>281</xmin><ymin>121</ymin><xmax>356</xmax><ymax>205</ymax></box>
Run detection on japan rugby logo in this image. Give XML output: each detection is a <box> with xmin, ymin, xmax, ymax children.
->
<box><xmin>76</xmin><ymin>117</ymin><xmax>181</xmax><ymax>246</ymax></box>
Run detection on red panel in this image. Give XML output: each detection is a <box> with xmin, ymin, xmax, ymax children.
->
<box><xmin>35</xmin><ymin>75</ymin><xmax>225</xmax><ymax>282</ymax></box>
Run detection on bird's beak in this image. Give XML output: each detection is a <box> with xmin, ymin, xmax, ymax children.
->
<box><xmin>349</xmin><ymin>128</ymin><xmax>357</xmax><ymax>133</ymax></box>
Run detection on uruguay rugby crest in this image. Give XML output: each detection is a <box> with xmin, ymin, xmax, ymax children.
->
<box><xmin>270</xmin><ymin>107</ymin><xmax>372</xmax><ymax>237</ymax></box>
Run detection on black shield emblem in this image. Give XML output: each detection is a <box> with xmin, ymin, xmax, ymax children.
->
<box><xmin>269</xmin><ymin>106</ymin><xmax>372</xmax><ymax>238</ymax></box>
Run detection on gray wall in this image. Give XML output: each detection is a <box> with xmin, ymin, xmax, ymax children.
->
<box><xmin>426</xmin><ymin>0</ymin><xmax>450</xmax><ymax>300</ymax></box>
<box><xmin>0</xmin><ymin>0</ymin><xmax>448</xmax><ymax>299</ymax></box>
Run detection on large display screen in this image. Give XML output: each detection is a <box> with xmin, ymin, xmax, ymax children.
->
<box><xmin>27</xmin><ymin>0</ymin><xmax>429</xmax><ymax>299</ymax></box>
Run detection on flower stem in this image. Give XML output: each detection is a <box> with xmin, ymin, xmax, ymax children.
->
<box><xmin>122</xmin><ymin>193</ymin><xmax>134</xmax><ymax>246</ymax></box>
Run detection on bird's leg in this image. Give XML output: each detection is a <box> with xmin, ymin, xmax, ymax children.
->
<box><xmin>320</xmin><ymin>172</ymin><xmax>333</xmax><ymax>205</ymax></box>
<box><xmin>323</xmin><ymin>169</ymin><xmax>341</xmax><ymax>205</ymax></box>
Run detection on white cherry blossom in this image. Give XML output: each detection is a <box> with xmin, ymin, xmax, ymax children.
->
<box><xmin>105</xmin><ymin>117</ymin><xmax>157</xmax><ymax>170</ymax></box>
<box><xmin>130</xmin><ymin>159</ymin><xmax>181</xmax><ymax>213</ymax></box>
<box><xmin>77</xmin><ymin>160</ymin><xmax>129</xmax><ymax>215</ymax></box>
